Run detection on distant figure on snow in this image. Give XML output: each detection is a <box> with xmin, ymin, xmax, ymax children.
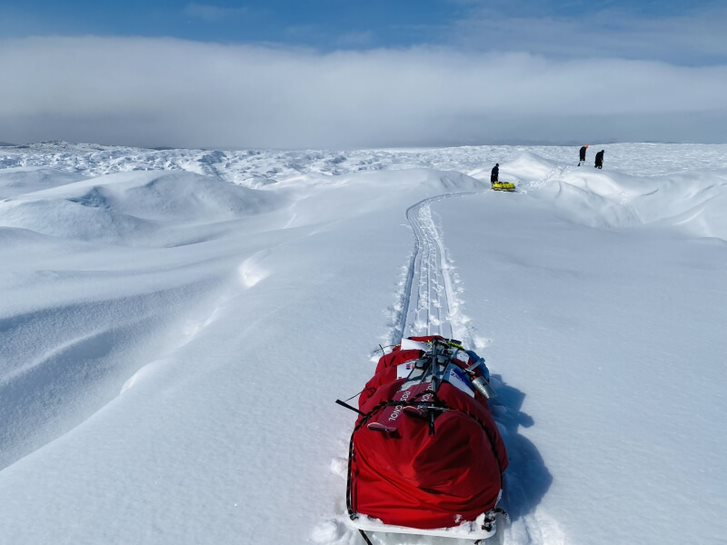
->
<box><xmin>578</xmin><ymin>145</ymin><xmax>589</xmax><ymax>166</ymax></box>
<box><xmin>594</xmin><ymin>150</ymin><xmax>604</xmax><ymax>169</ymax></box>
<box><xmin>490</xmin><ymin>163</ymin><xmax>499</xmax><ymax>185</ymax></box>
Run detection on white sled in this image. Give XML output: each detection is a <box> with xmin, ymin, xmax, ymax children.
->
<box><xmin>347</xmin><ymin>509</ymin><xmax>507</xmax><ymax>543</ymax></box>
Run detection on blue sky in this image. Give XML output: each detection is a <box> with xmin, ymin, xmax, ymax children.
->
<box><xmin>1</xmin><ymin>1</ymin><xmax>726</xmax><ymax>147</ymax></box>
<box><xmin>12</xmin><ymin>1</ymin><xmax>457</xmax><ymax>46</ymax></box>
<box><xmin>3</xmin><ymin>0</ymin><xmax>726</xmax><ymax>63</ymax></box>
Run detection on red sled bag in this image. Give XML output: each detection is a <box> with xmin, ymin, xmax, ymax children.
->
<box><xmin>342</xmin><ymin>336</ymin><xmax>508</xmax><ymax>541</ymax></box>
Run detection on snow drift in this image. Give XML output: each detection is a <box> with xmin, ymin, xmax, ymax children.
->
<box><xmin>0</xmin><ymin>169</ymin><xmax>286</xmax><ymax>243</ymax></box>
<box><xmin>0</xmin><ymin>142</ymin><xmax>726</xmax><ymax>545</ymax></box>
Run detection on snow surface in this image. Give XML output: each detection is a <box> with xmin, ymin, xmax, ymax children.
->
<box><xmin>1</xmin><ymin>142</ymin><xmax>726</xmax><ymax>545</ymax></box>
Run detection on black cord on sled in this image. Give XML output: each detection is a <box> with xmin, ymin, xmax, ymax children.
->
<box><xmin>358</xmin><ymin>529</ymin><xmax>374</xmax><ymax>545</ymax></box>
<box><xmin>335</xmin><ymin>399</ymin><xmax>365</xmax><ymax>415</ymax></box>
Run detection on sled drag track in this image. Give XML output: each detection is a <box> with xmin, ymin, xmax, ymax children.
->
<box><xmin>396</xmin><ymin>194</ymin><xmax>467</xmax><ymax>344</ymax></box>
<box><xmin>393</xmin><ymin>193</ymin><xmax>562</xmax><ymax>545</ymax></box>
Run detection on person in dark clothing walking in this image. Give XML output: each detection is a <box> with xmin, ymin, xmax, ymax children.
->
<box><xmin>594</xmin><ymin>150</ymin><xmax>604</xmax><ymax>169</ymax></box>
<box><xmin>490</xmin><ymin>163</ymin><xmax>499</xmax><ymax>185</ymax></box>
<box><xmin>578</xmin><ymin>145</ymin><xmax>589</xmax><ymax>166</ymax></box>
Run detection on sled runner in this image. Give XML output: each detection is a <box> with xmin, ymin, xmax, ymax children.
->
<box><xmin>350</xmin><ymin>509</ymin><xmax>507</xmax><ymax>542</ymax></box>
<box><xmin>491</xmin><ymin>182</ymin><xmax>516</xmax><ymax>192</ymax></box>
<box><xmin>337</xmin><ymin>336</ymin><xmax>509</xmax><ymax>544</ymax></box>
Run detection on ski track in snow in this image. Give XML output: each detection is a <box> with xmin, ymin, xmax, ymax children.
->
<box><xmin>397</xmin><ymin>195</ymin><xmax>563</xmax><ymax>545</ymax></box>
<box><xmin>317</xmin><ymin>190</ymin><xmax>563</xmax><ymax>545</ymax></box>
<box><xmin>397</xmin><ymin>194</ymin><xmax>471</xmax><ymax>345</ymax></box>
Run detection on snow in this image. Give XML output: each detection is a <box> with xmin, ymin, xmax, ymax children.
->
<box><xmin>1</xmin><ymin>142</ymin><xmax>726</xmax><ymax>545</ymax></box>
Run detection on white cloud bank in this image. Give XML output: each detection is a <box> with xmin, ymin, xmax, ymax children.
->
<box><xmin>1</xmin><ymin>36</ymin><xmax>726</xmax><ymax>148</ymax></box>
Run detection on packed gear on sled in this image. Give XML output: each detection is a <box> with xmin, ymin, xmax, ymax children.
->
<box><xmin>489</xmin><ymin>162</ymin><xmax>516</xmax><ymax>191</ymax></box>
<box><xmin>491</xmin><ymin>181</ymin><xmax>516</xmax><ymax>192</ymax></box>
<box><xmin>337</xmin><ymin>336</ymin><xmax>508</xmax><ymax>543</ymax></box>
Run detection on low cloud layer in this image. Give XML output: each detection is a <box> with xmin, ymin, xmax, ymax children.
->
<box><xmin>1</xmin><ymin>36</ymin><xmax>726</xmax><ymax>148</ymax></box>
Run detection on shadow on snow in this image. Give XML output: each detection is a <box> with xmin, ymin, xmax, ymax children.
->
<box><xmin>491</xmin><ymin>374</ymin><xmax>552</xmax><ymax>521</ymax></box>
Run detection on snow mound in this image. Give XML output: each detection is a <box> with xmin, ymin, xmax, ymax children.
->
<box><xmin>0</xmin><ymin>226</ymin><xmax>60</xmax><ymax>245</ymax></box>
<box><xmin>501</xmin><ymin>153</ymin><xmax>727</xmax><ymax>240</ymax></box>
<box><xmin>0</xmin><ymin>170</ymin><xmax>286</xmax><ymax>244</ymax></box>
<box><xmin>0</xmin><ymin>167</ymin><xmax>85</xmax><ymax>199</ymax></box>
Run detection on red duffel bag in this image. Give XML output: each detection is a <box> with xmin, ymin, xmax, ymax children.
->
<box><xmin>344</xmin><ymin>336</ymin><xmax>508</xmax><ymax>536</ymax></box>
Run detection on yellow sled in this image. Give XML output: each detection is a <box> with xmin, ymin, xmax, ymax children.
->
<box><xmin>491</xmin><ymin>182</ymin><xmax>516</xmax><ymax>192</ymax></box>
